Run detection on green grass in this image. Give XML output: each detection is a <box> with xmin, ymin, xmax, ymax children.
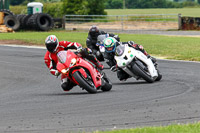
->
<box><xmin>0</xmin><ymin>31</ymin><xmax>88</xmax><ymax>46</ymax></box>
<box><xmin>106</xmin><ymin>8</ymin><xmax>200</xmax><ymax>17</ymax></box>
<box><xmin>1</xmin><ymin>31</ymin><xmax>200</xmax><ymax>61</ymax></box>
<box><xmin>119</xmin><ymin>34</ymin><xmax>200</xmax><ymax>61</ymax></box>
<box><xmin>95</xmin><ymin>123</ymin><xmax>200</xmax><ymax>133</ymax></box>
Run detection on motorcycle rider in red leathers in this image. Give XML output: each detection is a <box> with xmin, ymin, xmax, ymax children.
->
<box><xmin>44</xmin><ymin>35</ymin><xmax>103</xmax><ymax>91</ymax></box>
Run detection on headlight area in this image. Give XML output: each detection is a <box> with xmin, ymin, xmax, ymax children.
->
<box><xmin>61</xmin><ymin>58</ymin><xmax>77</xmax><ymax>74</ymax></box>
<box><xmin>71</xmin><ymin>58</ymin><xmax>77</xmax><ymax>65</ymax></box>
<box><xmin>61</xmin><ymin>69</ymin><xmax>69</xmax><ymax>74</ymax></box>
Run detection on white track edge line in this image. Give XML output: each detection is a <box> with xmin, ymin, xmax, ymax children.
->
<box><xmin>1</xmin><ymin>44</ymin><xmax>200</xmax><ymax>64</ymax></box>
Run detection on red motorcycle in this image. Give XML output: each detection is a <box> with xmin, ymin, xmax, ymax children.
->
<box><xmin>56</xmin><ymin>50</ymin><xmax>112</xmax><ymax>94</ymax></box>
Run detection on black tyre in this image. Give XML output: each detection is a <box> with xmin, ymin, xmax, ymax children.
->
<box><xmin>73</xmin><ymin>71</ymin><xmax>97</xmax><ymax>94</ymax></box>
<box><xmin>15</xmin><ymin>14</ymin><xmax>26</xmax><ymax>29</ymax></box>
<box><xmin>155</xmin><ymin>69</ymin><xmax>162</xmax><ymax>81</ymax></box>
<box><xmin>21</xmin><ymin>14</ymin><xmax>32</xmax><ymax>29</ymax></box>
<box><xmin>53</xmin><ymin>18</ymin><xmax>63</xmax><ymax>28</ymax></box>
<box><xmin>4</xmin><ymin>15</ymin><xmax>20</xmax><ymax>31</ymax></box>
<box><xmin>0</xmin><ymin>9</ymin><xmax>14</xmax><ymax>17</ymax></box>
<box><xmin>131</xmin><ymin>62</ymin><xmax>154</xmax><ymax>83</ymax></box>
<box><xmin>27</xmin><ymin>13</ymin><xmax>54</xmax><ymax>31</ymax></box>
<box><xmin>101</xmin><ymin>73</ymin><xmax>112</xmax><ymax>92</ymax></box>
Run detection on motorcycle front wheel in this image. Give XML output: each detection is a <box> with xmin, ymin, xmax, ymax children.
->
<box><xmin>131</xmin><ymin>62</ymin><xmax>154</xmax><ymax>83</ymax></box>
<box><xmin>101</xmin><ymin>73</ymin><xmax>112</xmax><ymax>92</ymax></box>
<box><xmin>155</xmin><ymin>69</ymin><xmax>162</xmax><ymax>81</ymax></box>
<box><xmin>73</xmin><ymin>71</ymin><xmax>97</xmax><ymax>94</ymax></box>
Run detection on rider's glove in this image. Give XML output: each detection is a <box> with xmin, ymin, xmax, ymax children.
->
<box><xmin>110</xmin><ymin>65</ymin><xmax>118</xmax><ymax>72</ymax></box>
<box><xmin>55</xmin><ymin>70</ymin><xmax>60</xmax><ymax>77</ymax></box>
<box><xmin>96</xmin><ymin>51</ymin><xmax>101</xmax><ymax>57</ymax></box>
<box><xmin>114</xmin><ymin>35</ymin><xmax>120</xmax><ymax>41</ymax></box>
<box><xmin>77</xmin><ymin>46</ymin><xmax>83</xmax><ymax>53</ymax></box>
<box><xmin>138</xmin><ymin>45</ymin><xmax>144</xmax><ymax>50</ymax></box>
<box><xmin>114</xmin><ymin>35</ymin><xmax>119</xmax><ymax>38</ymax></box>
<box><xmin>128</xmin><ymin>41</ymin><xmax>135</xmax><ymax>46</ymax></box>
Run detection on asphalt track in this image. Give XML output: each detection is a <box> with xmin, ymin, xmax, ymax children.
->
<box><xmin>0</xmin><ymin>45</ymin><xmax>200</xmax><ymax>133</ymax></box>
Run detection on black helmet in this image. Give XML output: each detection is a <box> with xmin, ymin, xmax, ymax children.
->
<box><xmin>89</xmin><ymin>25</ymin><xmax>100</xmax><ymax>38</ymax></box>
<box><xmin>45</xmin><ymin>35</ymin><xmax>59</xmax><ymax>53</ymax></box>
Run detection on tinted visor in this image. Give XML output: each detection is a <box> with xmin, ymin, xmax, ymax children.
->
<box><xmin>90</xmin><ymin>31</ymin><xmax>100</xmax><ymax>38</ymax></box>
<box><xmin>46</xmin><ymin>42</ymin><xmax>57</xmax><ymax>53</ymax></box>
<box><xmin>105</xmin><ymin>46</ymin><xmax>115</xmax><ymax>52</ymax></box>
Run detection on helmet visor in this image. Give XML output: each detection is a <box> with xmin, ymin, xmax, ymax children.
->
<box><xmin>46</xmin><ymin>42</ymin><xmax>58</xmax><ymax>53</ymax></box>
<box><xmin>105</xmin><ymin>46</ymin><xmax>115</xmax><ymax>52</ymax></box>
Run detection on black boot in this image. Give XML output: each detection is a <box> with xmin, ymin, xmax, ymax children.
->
<box><xmin>61</xmin><ymin>80</ymin><xmax>76</xmax><ymax>91</ymax></box>
<box><xmin>117</xmin><ymin>69</ymin><xmax>129</xmax><ymax>81</ymax></box>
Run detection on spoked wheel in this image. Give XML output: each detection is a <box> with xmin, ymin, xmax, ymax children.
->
<box><xmin>73</xmin><ymin>71</ymin><xmax>97</xmax><ymax>94</ymax></box>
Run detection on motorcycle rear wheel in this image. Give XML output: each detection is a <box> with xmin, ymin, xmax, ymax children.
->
<box><xmin>73</xmin><ymin>71</ymin><xmax>97</xmax><ymax>94</ymax></box>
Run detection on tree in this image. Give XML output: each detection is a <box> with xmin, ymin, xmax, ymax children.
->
<box><xmin>105</xmin><ymin>0</ymin><xmax>123</xmax><ymax>9</ymax></box>
<box><xmin>152</xmin><ymin>0</ymin><xmax>168</xmax><ymax>8</ymax></box>
<box><xmin>87</xmin><ymin>0</ymin><xmax>107</xmax><ymax>15</ymax></box>
<box><xmin>62</xmin><ymin>0</ymin><xmax>107</xmax><ymax>15</ymax></box>
<box><xmin>62</xmin><ymin>0</ymin><xmax>89</xmax><ymax>15</ymax></box>
<box><xmin>10</xmin><ymin>0</ymin><xmax>34</xmax><ymax>5</ymax></box>
<box><xmin>10</xmin><ymin>0</ymin><xmax>25</xmax><ymax>5</ymax></box>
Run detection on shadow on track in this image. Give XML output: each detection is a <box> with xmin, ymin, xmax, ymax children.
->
<box><xmin>35</xmin><ymin>90</ymin><xmax>106</xmax><ymax>96</ymax></box>
<box><xmin>112</xmin><ymin>81</ymin><xmax>149</xmax><ymax>85</ymax></box>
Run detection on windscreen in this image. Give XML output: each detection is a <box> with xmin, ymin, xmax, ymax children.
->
<box><xmin>57</xmin><ymin>51</ymin><xmax>67</xmax><ymax>63</ymax></box>
<box><xmin>97</xmin><ymin>34</ymin><xmax>108</xmax><ymax>46</ymax></box>
<box><xmin>115</xmin><ymin>45</ymin><xmax>125</xmax><ymax>56</ymax></box>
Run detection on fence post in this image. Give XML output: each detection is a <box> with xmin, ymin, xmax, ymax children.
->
<box><xmin>178</xmin><ymin>13</ymin><xmax>182</xmax><ymax>30</ymax></box>
<box><xmin>62</xmin><ymin>15</ymin><xmax>66</xmax><ymax>29</ymax></box>
<box><xmin>121</xmin><ymin>16</ymin><xmax>124</xmax><ymax>31</ymax></box>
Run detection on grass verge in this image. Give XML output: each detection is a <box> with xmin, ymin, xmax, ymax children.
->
<box><xmin>0</xmin><ymin>31</ymin><xmax>200</xmax><ymax>61</ymax></box>
<box><xmin>106</xmin><ymin>8</ymin><xmax>200</xmax><ymax>17</ymax></box>
<box><xmin>95</xmin><ymin>122</ymin><xmax>200</xmax><ymax>133</ymax></box>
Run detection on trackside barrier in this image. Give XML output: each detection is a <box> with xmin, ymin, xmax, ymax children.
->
<box><xmin>63</xmin><ymin>14</ymin><xmax>179</xmax><ymax>31</ymax></box>
<box><xmin>180</xmin><ymin>16</ymin><xmax>200</xmax><ymax>30</ymax></box>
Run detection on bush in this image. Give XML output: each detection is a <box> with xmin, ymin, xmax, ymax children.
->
<box><xmin>43</xmin><ymin>2</ymin><xmax>63</xmax><ymax>18</ymax></box>
<box><xmin>10</xmin><ymin>5</ymin><xmax>27</xmax><ymax>14</ymax></box>
<box><xmin>181</xmin><ymin>1</ymin><xmax>199</xmax><ymax>7</ymax></box>
<box><xmin>10</xmin><ymin>3</ymin><xmax>63</xmax><ymax>18</ymax></box>
<box><xmin>62</xmin><ymin>0</ymin><xmax>89</xmax><ymax>15</ymax></box>
<box><xmin>105</xmin><ymin>0</ymin><xmax>123</xmax><ymax>9</ymax></box>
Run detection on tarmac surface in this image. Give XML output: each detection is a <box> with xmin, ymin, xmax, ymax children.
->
<box><xmin>0</xmin><ymin>45</ymin><xmax>200</xmax><ymax>132</ymax></box>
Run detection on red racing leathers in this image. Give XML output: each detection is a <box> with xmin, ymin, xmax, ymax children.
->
<box><xmin>44</xmin><ymin>41</ymin><xmax>81</xmax><ymax>77</ymax></box>
<box><xmin>44</xmin><ymin>40</ymin><xmax>103</xmax><ymax>91</ymax></box>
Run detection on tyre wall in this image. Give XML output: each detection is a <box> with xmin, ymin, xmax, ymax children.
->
<box><xmin>181</xmin><ymin>17</ymin><xmax>200</xmax><ymax>30</ymax></box>
<box><xmin>2</xmin><ymin>10</ymin><xmax>55</xmax><ymax>31</ymax></box>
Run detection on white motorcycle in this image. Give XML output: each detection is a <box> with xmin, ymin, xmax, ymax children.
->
<box><xmin>114</xmin><ymin>44</ymin><xmax>162</xmax><ymax>83</ymax></box>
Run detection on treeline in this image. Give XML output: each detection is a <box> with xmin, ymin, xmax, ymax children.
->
<box><xmin>10</xmin><ymin>0</ymin><xmax>107</xmax><ymax>18</ymax></box>
<box><xmin>10</xmin><ymin>0</ymin><xmax>200</xmax><ymax>17</ymax></box>
<box><xmin>105</xmin><ymin>0</ymin><xmax>200</xmax><ymax>9</ymax></box>
<box><xmin>10</xmin><ymin>0</ymin><xmax>200</xmax><ymax>9</ymax></box>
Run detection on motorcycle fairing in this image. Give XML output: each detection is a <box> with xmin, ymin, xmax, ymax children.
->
<box><xmin>57</xmin><ymin>50</ymin><xmax>102</xmax><ymax>88</ymax></box>
<box><xmin>115</xmin><ymin>44</ymin><xmax>158</xmax><ymax>78</ymax></box>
